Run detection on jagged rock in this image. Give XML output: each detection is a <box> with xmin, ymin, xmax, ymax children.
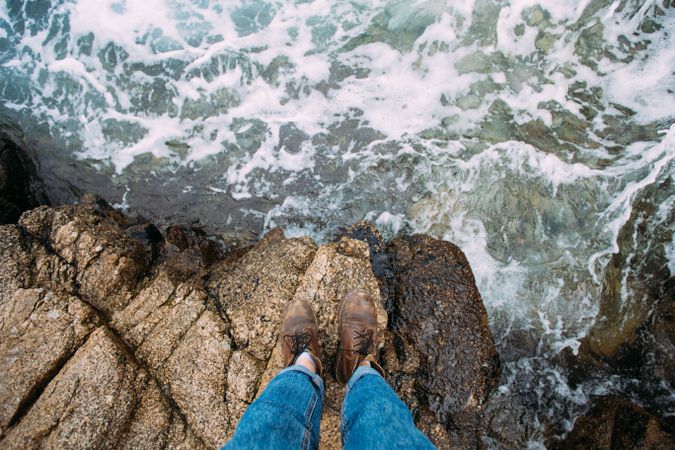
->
<box><xmin>160</xmin><ymin>224</ymin><xmax>227</xmax><ymax>279</ymax></box>
<box><xmin>0</xmin><ymin>201</ymin><xmax>501</xmax><ymax>450</ymax></box>
<box><xmin>209</xmin><ymin>228</ymin><xmax>318</xmax><ymax>361</ymax></box>
<box><xmin>19</xmin><ymin>201</ymin><xmax>152</xmax><ymax>316</ymax></box>
<box><xmin>0</xmin><ymin>225</ymin><xmax>75</xmax><ymax>302</ymax></box>
<box><xmin>255</xmin><ymin>236</ymin><xmax>388</xmax><ymax>450</ymax></box>
<box><xmin>119</xmin><ymin>378</ymin><xmax>204</xmax><ymax>450</ymax></box>
<box><xmin>291</xmin><ymin>237</ymin><xmax>388</xmax><ymax>363</ymax></box>
<box><xmin>207</xmin><ymin>227</ymin><xmax>320</xmax><ymax>441</ymax></box>
<box><xmin>552</xmin><ymin>396</ymin><xmax>675</xmax><ymax>450</ymax></box>
<box><xmin>114</xmin><ymin>271</ymin><xmax>207</xmax><ymax>369</ymax></box>
<box><xmin>112</xmin><ymin>268</ymin><xmax>231</xmax><ymax>447</ymax></box>
<box><xmin>163</xmin><ymin>311</ymin><xmax>232</xmax><ymax>447</ymax></box>
<box><xmin>0</xmin><ymin>129</ymin><xmax>48</xmax><ymax>224</ymax></box>
<box><xmin>0</xmin><ymin>226</ymin><xmax>35</xmax><ymax>301</ymax></box>
<box><xmin>226</xmin><ymin>350</ymin><xmax>266</xmax><ymax>420</ymax></box>
<box><xmin>342</xmin><ymin>223</ymin><xmax>501</xmax><ymax>448</ymax></box>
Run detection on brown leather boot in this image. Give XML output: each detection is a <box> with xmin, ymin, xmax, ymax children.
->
<box><xmin>335</xmin><ymin>289</ymin><xmax>385</xmax><ymax>385</ymax></box>
<box><xmin>279</xmin><ymin>299</ymin><xmax>323</xmax><ymax>377</ymax></box>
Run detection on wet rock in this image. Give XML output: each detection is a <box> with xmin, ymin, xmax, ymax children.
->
<box><xmin>518</xmin><ymin>118</ymin><xmax>565</xmax><ymax>153</ymax></box>
<box><xmin>525</xmin><ymin>5</ymin><xmax>552</xmax><ymax>28</ymax></box>
<box><xmin>382</xmin><ymin>234</ymin><xmax>501</xmax><ymax>448</ymax></box>
<box><xmin>342</xmin><ymin>223</ymin><xmax>502</xmax><ymax>448</ymax></box>
<box><xmin>466</xmin><ymin>0</ymin><xmax>502</xmax><ymax>46</ymax></box>
<box><xmin>277</xmin><ymin>122</ymin><xmax>310</xmax><ymax>154</ymax></box>
<box><xmin>640</xmin><ymin>18</ymin><xmax>661</xmax><ymax>33</ymax></box>
<box><xmin>0</xmin><ymin>129</ymin><xmax>48</xmax><ymax>224</ymax></box>
<box><xmin>341</xmin><ymin>1</ymin><xmax>442</xmax><ymax>52</ymax></box>
<box><xmin>261</xmin><ymin>55</ymin><xmax>294</xmax><ymax>86</ymax></box>
<box><xmin>457</xmin><ymin>93</ymin><xmax>482</xmax><ymax>110</ymax></box>
<box><xmin>179</xmin><ymin>88</ymin><xmax>240</xmax><ymax>121</ymax></box>
<box><xmin>475</xmin><ymin>99</ymin><xmax>518</xmax><ymax>143</ymax></box>
<box><xmin>230</xmin><ymin>1</ymin><xmax>276</xmax><ymax>37</ymax></box>
<box><xmin>338</xmin><ymin>221</ymin><xmax>395</xmax><ymax>309</ymax></box>
<box><xmin>482</xmin><ymin>387</ymin><xmax>547</xmax><ymax>450</ymax></box>
<box><xmin>230</xmin><ymin>118</ymin><xmax>269</xmax><ymax>153</ymax></box>
<box><xmin>596</xmin><ymin>115</ymin><xmax>666</xmax><ymax>147</ymax></box>
<box><xmin>161</xmin><ymin>224</ymin><xmax>225</xmax><ymax>279</ymax></box>
<box><xmin>643</xmin><ymin>292</ymin><xmax>675</xmax><ymax>385</ymax></box>
<box><xmin>552</xmin><ymin>396</ymin><xmax>675</xmax><ymax>449</ymax></box>
<box><xmin>574</xmin><ymin>21</ymin><xmax>605</xmax><ymax>70</ymax></box>
<box><xmin>455</xmin><ymin>51</ymin><xmax>493</xmax><ymax>75</ymax></box>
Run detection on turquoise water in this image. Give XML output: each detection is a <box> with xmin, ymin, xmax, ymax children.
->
<box><xmin>1</xmin><ymin>0</ymin><xmax>674</xmax><ymax>446</ymax></box>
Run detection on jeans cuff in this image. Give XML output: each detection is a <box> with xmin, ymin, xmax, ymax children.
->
<box><xmin>346</xmin><ymin>365</ymin><xmax>383</xmax><ymax>393</ymax></box>
<box><xmin>280</xmin><ymin>364</ymin><xmax>325</xmax><ymax>396</ymax></box>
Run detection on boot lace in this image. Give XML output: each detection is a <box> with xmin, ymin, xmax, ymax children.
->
<box><xmin>351</xmin><ymin>329</ymin><xmax>374</xmax><ymax>356</ymax></box>
<box><xmin>284</xmin><ymin>330</ymin><xmax>312</xmax><ymax>355</ymax></box>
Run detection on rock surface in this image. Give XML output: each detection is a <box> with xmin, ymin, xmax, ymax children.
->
<box><xmin>384</xmin><ymin>234</ymin><xmax>501</xmax><ymax>448</ymax></box>
<box><xmin>0</xmin><ymin>198</ymin><xmax>500</xmax><ymax>449</ymax></box>
<box><xmin>0</xmin><ymin>128</ymin><xmax>48</xmax><ymax>224</ymax></box>
<box><xmin>553</xmin><ymin>396</ymin><xmax>675</xmax><ymax>450</ymax></box>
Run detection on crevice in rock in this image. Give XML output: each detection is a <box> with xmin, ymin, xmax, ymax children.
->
<box><xmin>132</xmin><ymin>286</ymin><xmax>179</xmax><ymax>350</ymax></box>
<box><xmin>161</xmin><ymin>306</ymin><xmax>205</xmax><ymax>367</ymax></box>
<box><xmin>3</xmin><ymin>335</ymin><xmax>90</xmax><ymax>435</ymax></box>
<box><xmin>16</xmin><ymin>224</ymin><xmax>78</xmax><ymax>290</ymax></box>
<box><xmin>0</xmin><ymin>252</ymin><xmax>210</xmax><ymax>450</ymax></box>
<box><xmin>157</xmin><ymin>375</ymin><xmax>210</xmax><ymax>449</ymax></box>
<box><xmin>204</xmin><ymin>284</ymin><xmax>236</xmax><ymax>346</ymax></box>
<box><xmin>114</xmin><ymin>370</ymin><xmax>151</xmax><ymax>445</ymax></box>
<box><xmin>245</xmin><ymin>350</ymin><xmax>273</xmax><ymax>403</ymax></box>
<box><xmin>42</xmin><ymin>378</ymin><xmax>81</xmax><ymax>444</ymax></box>
<box><xmin>101</xmin><ymin>322</ymin><xmax>210</xmax><ymax>449</ymax></box>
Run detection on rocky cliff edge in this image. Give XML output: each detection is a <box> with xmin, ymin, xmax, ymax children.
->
<box><xmin>0</xmin><ymin>196</ymin><xmax>501</xmax><ymax>449</ymax></box>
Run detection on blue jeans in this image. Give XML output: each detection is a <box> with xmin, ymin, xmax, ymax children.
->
<box><xmin>224</xmin><ymin>365</ymin><xmax>436</xmax><ymax>450</ymax></box>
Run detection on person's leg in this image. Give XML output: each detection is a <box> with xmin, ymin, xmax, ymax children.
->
<box><xmin>226</xmin><ymin>299</ymin><xmax>325</xmax><ymax>449</ymax></box>
<box><xmin>341</xmin><ymin>365</ymin><xmax>435</xmax><ymax>449</ymax></box>
<box><xmin>224</xmin><ymin>364</ymin><xmax>323</xmax><ymax>450</ymax></box>
<box><xmin>334</xmin><ymin>289</ymin><xmax>435</xmax><ymax>449</ymax></box>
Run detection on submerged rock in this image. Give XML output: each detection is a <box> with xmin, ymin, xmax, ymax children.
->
<box><xmin>553</xmin><ymin>396</ymin><xmax>675</xmax><ymax>450</ymax></box>
<box><xmin>583</xmin><ymin>177</ymin><xmax>674</xmax><ymax>380</ymax></box>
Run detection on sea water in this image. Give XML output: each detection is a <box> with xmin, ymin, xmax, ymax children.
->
<box><xmin>1</xmin><ymin>0</ymin><xmax>674</xmax><ymax>446</ymax></box>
